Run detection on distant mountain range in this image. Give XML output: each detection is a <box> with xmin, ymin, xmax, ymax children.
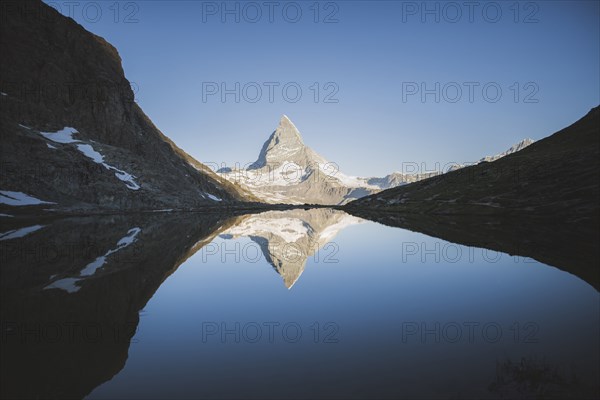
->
<box><xmin>346</xmin><ymin>106</ymin><xmax>599</xmax><ymax>220</ymax></box>
<box><xmin>217</xmin><ymin>115</ymin><xmax>534</xmax><ymax>205</ymax></box>
<box><xmin>344</xmin><ymin>106</ymin><xmax>600</xmax><ymax>289</ymax></box>
<box><xmin>0</xmin><ymin>0</ymin><xmax>594</xmax><ymax>221</ymax></box>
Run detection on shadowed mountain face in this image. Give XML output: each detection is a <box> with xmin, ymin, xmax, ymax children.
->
<box><xmin>221</xmin><ymin>208</ymin><xmax>364</xmax><ymax>288</ymax></box>
<box><xmin>0</xmin><ymin>212</ymin><xmax>244</xmax><ymax>399</ymax></box>
<box><xmin>346</xmin><ymin>107</ymin><xmax>600</xmax><ymax>290</ymax></box>
<box><xmin>0</xmin><ymin>209</ymin><xmax>363</xmax><ymax>398</ymax></box>
<box><xmin>1</xmin><ymin>209</ymin><xmax>597</xmax><ymax>399</ymax></box>
<box><xmin>347</xmin><ymin>106</ymin><xmax>600</xmax><ymax>221</ymax></box>
<box><xmin>0</xmin><ymin>0</ymin><xmax>252</xmax><ymax>213</ymax></box>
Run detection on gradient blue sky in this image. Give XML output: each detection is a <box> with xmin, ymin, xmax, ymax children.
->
<box><xmin>48</xmin><ymin>0</ymin><xmax>599</xmax><ymax>176</ymax></box>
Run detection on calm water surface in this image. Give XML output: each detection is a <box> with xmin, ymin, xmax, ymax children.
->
<box><xmin>1</xmin><ymin>209</ymin><xmax>598</xmax><ymax>399</ymax></box>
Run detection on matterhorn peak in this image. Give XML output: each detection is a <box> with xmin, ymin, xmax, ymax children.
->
<box><xmin>248</xmin><ymin>115</ymin><xmax>309</xmax><ymax>170</ymax></box>
<box><xmin>274</xmin><ymin>114</ymin><xmax>303</xmax><ymax>144</ymax></box>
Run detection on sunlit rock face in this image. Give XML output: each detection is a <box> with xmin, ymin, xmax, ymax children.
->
<box><xmin>217</xmin><ymin>115</ymin><xmax>534</xmax><ymax>205</ymax></box>
<box><xmin>248</xmin><ymin>115</ymin><xmax>317</xmax><ymax>170</ymax></box>
<box><xmin>218</xmin><ymin>115</ymin><xmax>375</xmax><ymax>205</ymax></box>
<box><xmin>222</xmin><ymin>208</ymin><xmax>364</xmax><ymax>288</ymax></box>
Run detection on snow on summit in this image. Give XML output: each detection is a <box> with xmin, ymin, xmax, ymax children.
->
<box><xmin>217</xmin><ymin>115</ymin><xmax>539</xmax><ymax>205</ymax></box>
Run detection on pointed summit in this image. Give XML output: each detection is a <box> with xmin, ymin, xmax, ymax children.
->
<box><xmin>248</xmin><ymin>115</ymin><xmax>308</xmax><ymax>169</ymax></box>
<box><xmin>275</xmin><ymin>114</ymin><xmax>303</xmax><ymax>144</ymax></box>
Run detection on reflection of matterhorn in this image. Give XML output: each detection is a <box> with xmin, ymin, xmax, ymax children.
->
<box><xmin>221</xmin><ymin>209</ymin><xmax>364</xmax><ymax>288</ymax></box>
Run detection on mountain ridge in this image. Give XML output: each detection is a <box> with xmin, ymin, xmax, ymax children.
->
<box><xmin>217</xmin><ymin>115</ymin><xmax>535</xmax><ymax>205</ymax></box>
<box><xmin>0</xmin><ymin>0</ymin><xmax>253</xmax><ymax>213</ymax></box>
<box><xmin>346</xmin><ymin>106</ymin><xmax>600</xmax><ymax>218</ymax></box>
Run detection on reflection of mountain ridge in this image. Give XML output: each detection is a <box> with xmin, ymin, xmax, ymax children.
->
<box><xmin>221</xmin><ymin>209</ymin><xmax>364</xmax><ymax>288</ymax></box>
<box><xmin>0</xmin><ymin>209</ymin><xmax>363</xmax><ymax>398</ymax></box>
<box><xmin>0</xmin><ymin>212</ymin><xmax>244</xmax><ymax>400</ymax></box>
<box><xmin>345</xmin><ymin>210</ymin><xmax>599</xmax><ymax>291</ymax></box>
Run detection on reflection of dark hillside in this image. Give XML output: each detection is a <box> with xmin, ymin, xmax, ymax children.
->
<box><xmin>489</xmin><ymin>356</ymin><xmax>599</xmax><ymax>399</ymax></box>
<box><xmin>345</xmin><ymin>107</ymin><xmax>599</xmax><ymax>292</ymax></box>
<box><xmin>0</xmin><ymin>212</ymin><xmax>243</xmax><ymax>399</ymax></box>
<box><xmin>345</xmin><ymin>210</ymin><xmax>599</xmax><ymax>291</ymax></box>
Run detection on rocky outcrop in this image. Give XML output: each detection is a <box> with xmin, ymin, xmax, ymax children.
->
<box><xmin>0</xmin><ymin>0</ymin><xmax>252</xmax><ymax>212</ymax></box>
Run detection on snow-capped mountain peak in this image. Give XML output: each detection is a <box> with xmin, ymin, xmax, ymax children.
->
<box><xmin>274</xmin><ymin>114</ymin><xmax>303</xmax><ymax>144</ymax></box>
<box><xmin>218</xmin><ymin>116</ymin><xmax>535</xmax><ymax>205</ymax></box>
<box><xmin>279</xmin><ymin>114</ymin><xmax>301</xmax><ymax>136</ymax></box>
<box><xmin>479</xmin><ymin>138</ymin><xmax>535</xmax><ymax>163</ymax></box>
<box><xmin>252</xmin><ymin>116</ymin><xmax>330</xmax><ymax>175</ymax></box>
<box><xmin>248</xmin><ymin>115</ymin><xmax>310</xmax><ymax>170</ymax></box>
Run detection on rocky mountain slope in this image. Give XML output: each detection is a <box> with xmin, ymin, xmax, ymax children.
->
<box><xmin>0</xmin><ymin>0</ymin><xmax>252</xmax><ymax>213</ymax></box>
<box><xmin>346</xmin><ymin>106</ymin><xmax>600</xmax><ymax>221</ymax></box>
<box><xmin>344</xmin><ymin>108</ymin><xmax>599</xmax><ymax>289</ymax></box>
<box><xmin>218</xmin><ymin>115</ymin><xmax>533</xmax><ymax>205</ymax></box>
<box><xmin>218</xmin><ymin>115</ymin><xmax>378</xmax><ymax>205</ymax></box>
<box><xmin>478</xmin><ymin>138</ymin><xmax>534</xmax><ymax>163</ymax></box>
<box><xmin>446</xmin><ymin>138</ymin><xmax>535</xmax><ymax>172</ymax></box>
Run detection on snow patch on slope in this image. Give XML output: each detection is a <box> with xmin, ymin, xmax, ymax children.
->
<box><xmin>225</xmin><ymin>216</ymin><xmax>309</xmax><ymax>243</ymax></box>
<box><xmin>479</xmin><ymin>138</ymin><xmax>535</xmax><ymax>163</ymax></box>
<box><xmin>0</xmin><ymin>191</ymin><xmax>55</xmax><ymax>206</ymax></box>
<box><xmin>45</xmin><ymin>227</ymin><xmax>141</xmax><ymax>293</ymax></box>
<box><xmin>226</xmin><ymin>161</ymin><xmax>308</xmax><ymax>188</ymax></box>
<box><xmin>318</xmin><ymin>214</ymin><xmax>365</xmax><ymax>242</ymax></box>
<box><xmin>39</xmin><ymin>127</ymin><xmax>140</xmax><ymax>190</ymax></box>
<box><xmin>40</xmin><ymin>127</ymin><xmax>79</xmax><ymax>143</ymax></box>
<box><xmin>206</xmin><ymin>193</ymin><xmax>222</xmax><ymax>202</ymax></box>
<box><xmin>0</xmin><ymin>225</ymin><xmax>45</xmax><ymax>241</ymax></box>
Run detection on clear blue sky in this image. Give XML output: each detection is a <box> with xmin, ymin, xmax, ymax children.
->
<box><xmin>48</xmin><ymin>0</ymin><xmax>599</xmax><ymax>176</ymax></box>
